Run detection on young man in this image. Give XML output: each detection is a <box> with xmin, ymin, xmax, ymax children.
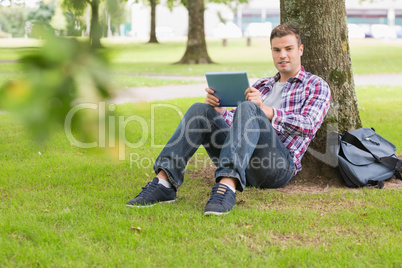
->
<box><xmin>126</xmin><ymin>24</ymin><xmax>331</xmax><ymax>215</ymax></box>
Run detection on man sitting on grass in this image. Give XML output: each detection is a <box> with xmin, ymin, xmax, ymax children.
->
<box><xmin>126</xmin><ymin>24</ymin><xmax>331</xmax><ymax>215</ymax></box>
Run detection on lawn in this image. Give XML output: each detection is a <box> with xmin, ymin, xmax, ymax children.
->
<box><xmin>1</xmin><ymin>98</ymin><xmax>401</xmax><ymax>267</ymax></box>
<box><xmin>1</xmin><ymin>38</ymin><xmax>402</xmax><ymax>87</ymax></box>
<box><xmin>356</xmin><ymin>85</ymin><xmax>402</xmax><ymax>150</ymax></box>
<box><xmin>106</xmin><ymin>38</ymin><xmax>402</xmax><ymax>79</ymax></box>
<box><xmin>0</xmin><ymin>38</ymin><xmax>401</xmax><ymax>266</ymax></box>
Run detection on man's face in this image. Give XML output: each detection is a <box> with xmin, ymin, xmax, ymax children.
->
<box><xmin>271</xmin><ymin>34</ymin><xmax>303</xmax><ymax>80</ymax></box>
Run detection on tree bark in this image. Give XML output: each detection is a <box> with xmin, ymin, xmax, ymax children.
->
<box><xmin>148</xmin><ymin>0</ymin><xmax>159</xmax><ymax>43</ymax></box>
<box><xmin>280</xmin><ymin>0</ymin><xmax>362</xmax><ymax>182</ymax></box>
<box><xmin>176</xmin><ymin>0</ymin><xmax>213</xmax><ymax>64</ymax></box>
<box><xmin>89</xmin><ymin>0</ymin><xmax>103</xmax><ymax>48</ymax></box>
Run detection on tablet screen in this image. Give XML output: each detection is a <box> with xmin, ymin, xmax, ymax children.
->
<box><xmin>205</xmin><ymin>71</ymin><xmax>249</xmax><ymax>107</ymax></box>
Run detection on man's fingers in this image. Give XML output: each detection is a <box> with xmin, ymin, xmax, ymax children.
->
<box><xmin>205</xmin><ymin>88</ymin><xmax>214</xmax><ymax>94</ymax></box>
<box><xmin>245</xmin><ymin>87</ymin><xmax>261</xmax><ymax>100</ymax></box>
<box><xmin>205</xmin><ymin>95</ymin><xmax>220</xmax><ymax>107</ymax></box>
<box><xmin>207</xmin><ymin>95</ymin><xmax>220</xmax><ymax>104</ymax></box>
<box><xmin>205</xmin><ymin>88</ymin><xmax>220</xmax><ymax>106</ymax></box>
<box><xmin>244</xmin><ymin>87</ymin><xmax>254</xmax><ymax>95</ymax></box>
<box><xmin>206</xmin><ymin>97</ymin><xmax>218</xmax><ymax>106</ymax></box>
<box><xmin>246</xmin><ymin>92</ymin><xmax>260</xmax><ymax>100</ymax></box>
<box><xmin>205</xmin><ymin>88</ymin><xmax>218</xmax><ymax>100</ymax></box>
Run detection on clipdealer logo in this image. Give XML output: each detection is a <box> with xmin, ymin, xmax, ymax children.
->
<box><xmin>64</xmin><ymin>101</ymin><xmax>340</xmax><ymax>167</ymax></box>
<box><xmin>64</xmin><ymin>102</ymin><xmax>183</xmax><ymax>160</ymax></box>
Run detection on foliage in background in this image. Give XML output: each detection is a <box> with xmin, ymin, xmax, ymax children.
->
<box><xmin>0</xmin><ymin>0</ymin><xmax>59</xmax><ymax>38</ymax></box>
<box><xmin>0</xmin><ymin>6</ymin><xmax>32</xmax><ymax>37</ymax></box>
<box><xmin>62</xmin><ymin>0</ymin><xmax>128</xmax><ymax>48</ymax></box>
<box><xmin>50</xmin><ymin>5</ymin><xmax>68</xmax><ymax>33</ymax></box>
<box><xmin>100</xmin><ymin>0</ymin><xmax>126</xmax><ymax>37</ymax></box>
<box><xmin>0</xmin><ymin>34</ymin><xmax>113</xmax><ymax>142</ymax></box>
<box><xmin>27</xmin><ymin>0</ymin><xmax>56</xmax><ymax>37</ymax></box>
<box><xmin>27</xmin><ymin>1</ymin><xmax>55</xmax><ymax>24</ymax></box>
<box><xmin>64</xmin><ymin>8</ymin><xmax>86</xmax><ymax>36</ymax></box>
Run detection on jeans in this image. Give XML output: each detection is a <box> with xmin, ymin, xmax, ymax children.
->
<box><xmin>153</xmin><ymin>102</ymin><xmax>296</xmax><ymax>192</ymax></box>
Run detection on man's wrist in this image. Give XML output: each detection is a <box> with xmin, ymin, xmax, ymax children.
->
<box><xmin>261</xmin><ymin>104</ymin><xmax>274</xmax><ymax>121</ymax></box>
<box><xmin>217</xmin><ymin>107</ymin><xmax>226</xmax><ymax>116</ymax></box>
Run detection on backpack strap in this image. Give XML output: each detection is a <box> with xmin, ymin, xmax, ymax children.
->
<box><xmin>367</xmin><ymin>180</ymin><xmax>384</xmax><ymax>189</ymax></box>
<box><xmin>341</xmin><ymin>131</ymin><xmax>381</xmax><ymax>162</ymax></box>
<box><xmin>341</xmin><ymin>131</ymin><xmax>402</xmax><ymax>179</ymax></box>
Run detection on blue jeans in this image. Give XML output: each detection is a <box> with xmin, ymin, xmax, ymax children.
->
<box><xmin>154</xmin><ymin>102</ymin><xmax>296</xmax><ymax>192</ymax></box>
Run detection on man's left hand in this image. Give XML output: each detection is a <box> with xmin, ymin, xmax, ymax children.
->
<box><xmin>245</xmin><ymin>87</ymin><xmax>263</xmax><ymax>107</ymax></box>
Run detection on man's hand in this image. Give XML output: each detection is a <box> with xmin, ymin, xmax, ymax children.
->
<box><xmin>204</xmin><ymin>88</ymin><xmax>226</xmax><ymax>115</ymax></box>
<box><xmin>245</xmin><ymin>87</ymin><xmax>274</xmax><ymax>121</ymax></box>
<box><xmin>245</xmin><ymin>87</ymin><xmax>263</xmax><ymax>106</ymax></box>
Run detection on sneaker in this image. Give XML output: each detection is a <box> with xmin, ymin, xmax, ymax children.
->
<box><xmin>204</xmin><ymin>183</ymin><xmax>236</xmax><ymax>216</ymax></box>
<box><xmin>126</xmin><ymin>178</ymin><xmax>176</xmax><ymax>207</ymax></box>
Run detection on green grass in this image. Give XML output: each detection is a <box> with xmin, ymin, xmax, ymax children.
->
<box><xmin>349</xmin><ymin>40</ymin><xmax>402</xmax><ymax>74</ymax></box>
<box><xmin>105</xmin><ymin>38</ymin><xmax>402</xmax><ymax>77</ymax></box>
<box><xmin>0</xmin><ymin>47</ymin><xmax>38</xmax><ymax>60</ymax></box>
<box><xmin>356</xmin><ymin>86</ymin><xmax>402</xmax><ymax>150</ymax></box>
<box><xmin>106</xmin><ymin>39</ymin><xmax>275</xmax><ymax>78</ymax></box>
<box><xmin>0</xmin><ymin>72</ymin><xmax>23</xmax><ymax>85</ymax></box>
<box><xmin>113</xmin><ymin>75</ymin><xmax>199</xmax><ymax>88</ymax></box>
<box><xmin>1</xmin><ymin>96</ymin><xmax>401</xmax><ymax>266</ymax></box>
<box><xmin>0</xmin><ymin>62</ymin><xmax>197</xmax><ymax>90</ymax></box>
<box><xmin>0</xmin><ymin>39</ymin><xmax>401</xmax><ymax>266</ymax></box>
<box><xmin>1</xmin><ymin>38</ymin><xmax>402</xmax><ymax>87</ymax></box>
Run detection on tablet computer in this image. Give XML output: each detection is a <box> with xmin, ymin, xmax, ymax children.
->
<box><xmin>205</xmin><ymin>71</ymin><xmax>249</xmax><ymax>107</ymax></box>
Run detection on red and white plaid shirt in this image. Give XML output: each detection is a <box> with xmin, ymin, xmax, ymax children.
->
<box><xmin>221</xmin><ymin>66</ymin><xmax>331</xmax><ymax>173</ymax></box>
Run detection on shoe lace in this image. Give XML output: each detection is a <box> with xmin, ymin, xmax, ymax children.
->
<box><xmin>136</xmin><ymin>180</ymin><xmax>158</xmax><ymax>198</ymax></box>
<box><xmin>208</xmin><ymin>184</ymin><xmax>228</xmax><ymax>203</ymax></box>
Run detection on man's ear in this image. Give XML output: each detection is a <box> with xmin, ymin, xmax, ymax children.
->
<box><xmin>299</xmin><ymin>44</ymin><xmax>304</xmax><ymax>56</ymax></box>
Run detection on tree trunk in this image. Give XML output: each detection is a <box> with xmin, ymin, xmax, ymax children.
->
<box><xmin>280</xmin><ymin>0</ymin><xmax>362</xmax><ymax>182</ymax></box>
<box><xmin>89</xmin><ymin>0</ymin><xmax>103</xmax><ymax>48</ymax></box>
<box><xmin>176</xmin><ymin>0</ymin><xmax>213</xmax><ymax>64</ymax></box>
<box><xmin>148</xmin><ymin>0</ymin><xmax>159</xmax><ymax>43</ymax></box>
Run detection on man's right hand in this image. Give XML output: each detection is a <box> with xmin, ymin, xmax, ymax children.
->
<box><xmin>204</xmin><ymin>88</ymin><xmax>226</xmax><ymax>115</ymax></box>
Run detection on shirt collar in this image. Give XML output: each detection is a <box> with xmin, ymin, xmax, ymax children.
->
<box><xmin>273</xmin><ymin>66</ymin><xmax>305</xmax><ymax>84</ymax></box>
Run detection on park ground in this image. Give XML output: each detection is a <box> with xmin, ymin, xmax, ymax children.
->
<box><xmin>0</xmin><ymin>37</ymin><xmax>401</xmax><ymax>267</ymax></box>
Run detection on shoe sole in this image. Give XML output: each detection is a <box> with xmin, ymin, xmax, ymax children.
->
<box><xmin>126</xmin><ymin>199</ymin><xmax>176</xmax><ymax>208</ymax></box>
<box><xmin>204</xmin><ymin>210</ymin><xmax>230</xmax><ymax>216</ymax></box>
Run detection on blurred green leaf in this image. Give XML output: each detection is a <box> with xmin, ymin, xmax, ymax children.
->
<box><xmin>0</xmin><ymin>35</ymin><xmax>113</xmax><ymax>142</ymax></box>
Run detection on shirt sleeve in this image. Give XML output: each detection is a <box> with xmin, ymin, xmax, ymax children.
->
<box><xmin>271</xmin><ymin>78</ymin><xmax>331</xmax><ymax>137</ymax></box>
<box><xmin>221</xmin><ymin>107</ymin><xmax>237</xmax><ymax>126</ymax></box>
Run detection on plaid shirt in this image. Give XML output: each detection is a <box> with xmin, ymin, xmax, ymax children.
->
<box><xmin>221</xmin><ymin>66</ymin><xmax>331</xmax><ymax>173</ymax></box>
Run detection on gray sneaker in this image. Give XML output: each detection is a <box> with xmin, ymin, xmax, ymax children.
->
<box><xmin>126</xmin><ymin>178</ymin><xmax>176</xmax><ymax>207</ymax></box>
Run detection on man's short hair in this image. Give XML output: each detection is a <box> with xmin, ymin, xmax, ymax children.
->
<box><xmin>270</xmin><ymin>24</ymin><xmax>302</xmax><ymax>46</ymax></box>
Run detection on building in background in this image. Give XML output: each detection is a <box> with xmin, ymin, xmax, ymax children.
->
<box><xmin>129</xmin><ymin>0</ymin><xmax>402</xmax><ymax>40</ymax></box>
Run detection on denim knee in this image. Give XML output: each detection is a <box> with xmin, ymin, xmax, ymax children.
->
<box><xmin>237</xmin><ymin>101</ymin><xmax>269</xmax><ymax>123</ymax></box>
<box><xmin>187</xmin><ymin>102</ymin><xmax>212</xmax><ymax>116</ymax></box>
<box><xmin>238</xmin><ymin>101</ymin><xmax>258</xmax><ymax>113</ymax></box>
